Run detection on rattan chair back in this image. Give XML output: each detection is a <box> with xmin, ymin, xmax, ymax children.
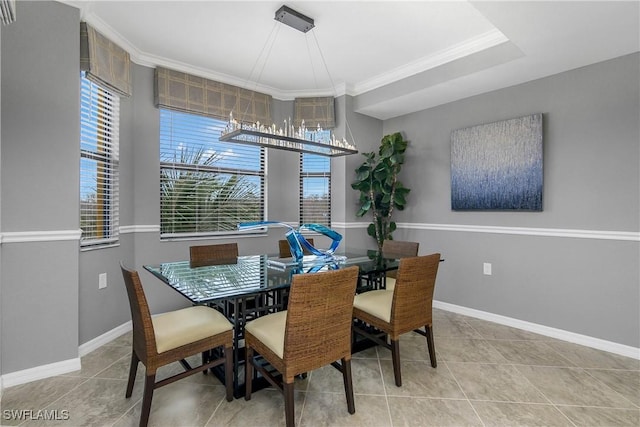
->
<box><xmin>283</xmin><ymin>265</ymin><xmax>359</xmax><ymax>376</ymax></box>
<box><xmin>278</xmin><ymin>238</ymin><xmax>314</xmax><ymax>258</ymax></box>
<box><xmin>121</xmin><ymin>262</ymin><xmax>157</xmax><ymax>361</ymax></box>
<box><xmin>190</xmin><ymin>243</ymin><xmax>239</xmax><ymax>267</ymax></box>
<box><xmin>382</xmin><ymin>240</ymin><xmax>419</xmax><ymax>279</ymax></box>
<box><xmin>390</xmin><ymin>253</ymin><xmax>440</xmax><ymax>336</ymax></box>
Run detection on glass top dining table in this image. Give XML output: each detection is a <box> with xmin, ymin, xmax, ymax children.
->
<box><xmin>143</xmin><ymin>249</ymin><xmax>400</xmax><ymax>304</ymax></box>
<box><xmin>143</xmin><ymin>248</ymin><xmax>401</xmax><ymax>398</ymax></box>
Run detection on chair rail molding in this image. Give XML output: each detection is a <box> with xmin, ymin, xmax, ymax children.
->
<box><xmin>0</xmin><ymin>229</ymin><xmax>82</xmax><ymax>244</ymax></box>
<box><xmin>340</xmin><ymin>222</ymin><xmax>639</xmax><ymax>242</ymax></box>
<box><xmin>119</xmin><ymin>225</ymin><xmax>160</xmax><ymax>234</ymax></box>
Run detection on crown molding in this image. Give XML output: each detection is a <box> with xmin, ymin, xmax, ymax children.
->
<box><xmin>351</xmin><ymin>29</ymin><xmax>509</xmax><ymax>95</ymax></box>
<box><xmin>77</xmin><ymin>11</ymin><xmax>506</xmax><ymax>101</ymax></box>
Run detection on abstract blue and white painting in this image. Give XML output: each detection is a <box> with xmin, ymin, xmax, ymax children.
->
<box><xmin>451</xmin><ymin>113</ymin><xmax>543</xmax><ymax>211</ymax></box>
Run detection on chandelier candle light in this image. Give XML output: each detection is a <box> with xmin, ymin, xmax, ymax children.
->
<box><xmin>220</xmin><ymin>112</ymin><xmax>358</xmax><ymax>157</ymax></box>
<box><xmin>219</xmin><ymin>5</ymin><xmax>358</xmax><ymax>157</ymax></box>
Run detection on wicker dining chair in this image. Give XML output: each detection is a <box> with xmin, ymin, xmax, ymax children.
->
<box><xmin>120</xmin><ymin>263</ymin><xmax>234</xmax><ymax>427</ymax></box>
<box><xmin>352</xmin><ymin>253</ymin><xmax>440</xmax><ymax>387</ymax></box>
<box><xmin>278</xmin><ymin>238</ymin><xmax>314</xmax><ymax>258</ymax></box>
<box><xmin>189</xmin><ymin>242</ymin><xmax>239</xmax><ymax>267</ymax></box>
<box><xmin>382</xmin><ymin>240</ymin><xmax>419</xmax><ymax>291</ymax></box>
<box><xmin>244</xmin><ymin>266</ymin><xmax>360</xmax><ymax>427</ymax></box>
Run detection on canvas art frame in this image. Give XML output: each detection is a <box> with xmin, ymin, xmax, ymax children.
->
<box><xmin>450</xmin><ymin>113</ymin><xmax>543</xmax><ymax>211</ymax></box>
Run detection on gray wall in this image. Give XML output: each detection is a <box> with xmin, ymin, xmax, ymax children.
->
<box><xmin>1</xmin><ymin>1</ymin><xmax>80</xmax><ymax>372</ymax></box>
<box><xmin>383</xmin><ymin>53</ymin><xmax>640</xmax><ymax>347</ymax></box>
<box><xmin>1</xmin><ymin>0</ymin><xmax>638</xmax><ymax>379</ymax></box>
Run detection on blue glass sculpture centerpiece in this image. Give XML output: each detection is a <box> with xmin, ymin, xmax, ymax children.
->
<box><xmin>238</xmin><ymin>221</ymin><xmax>345</xmax><ymax>265</ymax></box>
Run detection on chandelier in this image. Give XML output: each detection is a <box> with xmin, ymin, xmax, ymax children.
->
<box><xmin>219</xmin><ymin>5</ymin><xmax>358</xmax><ymax>157</ymax></box>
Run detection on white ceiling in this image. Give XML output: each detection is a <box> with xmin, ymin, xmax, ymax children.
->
<box><xmin>65</xmin><ymin>0</ymin><xmax>639</xmax><ymax>120</ymax></box>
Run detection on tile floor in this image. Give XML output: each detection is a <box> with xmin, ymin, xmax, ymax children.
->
<box><xmin>2</xmin><ymin>309</ymin><xmax>639</xmax><ymax>426</ymax></box>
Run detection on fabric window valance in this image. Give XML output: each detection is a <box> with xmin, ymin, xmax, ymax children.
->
<box><xmin>154</xmin><ymin>67</ymin><xmax>272</xmax><ymax>125</ymax></box>
<box><xmin>293</xmin><ymin>97</ymin><xmax>335</xmax><ymax>129</ymax></box>
<box><xmin>80</xmin><ymin>22</ymin><xmax>132</xmax><ymax>97</ymax></box>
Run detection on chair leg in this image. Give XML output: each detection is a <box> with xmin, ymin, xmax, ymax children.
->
<box><xmin>244</xmin><ymin>346</ymin><xmax>254</xmax><ymax>401</ymax></box>
<box><xmin>341</xmin><ymin>358</ymin><xmax>355</xmax><ymax>414</ymax></box>
<box><xmin>126</xmin><ymin>351</ymin><xmax>139</xmax><ymax>398</ymax></box>
<box><xmin>425</xmin><ymin>325</ymin><xmax>437</xmax><ymax>368</ymax></box>
<box><xmin>283</xmin><ymin>380</ymin><xmax>295</xmax><ymax>427</ymax></box>
<box><xmin>139</xmin><ymin>374</ymin><xmax>156</xmax><ymax>427</ymax></box>
<box><xmin>224</xmin><ymin>344</ymin><xmax>233</xmax><ymax>402</ymax></box>
<box><xmin>391</xmin><ymin>338</ymin><xmax>402</xmax><ymax>387</ymax></box>
<box><xmin>202</xmin><ymin>350</ymin><xmax>209</xmax><ymax>374</ymax></box>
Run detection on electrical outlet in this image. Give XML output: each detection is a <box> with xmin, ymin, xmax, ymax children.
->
<box><xmin>99</xmin><ymin>273</ymin><xmax>107</xmax><ymax>289</ymax></box>
<box><xmin>483</xmin><ymin>263</ymin><xmax>492</xmax><ymax>276</ymax></box>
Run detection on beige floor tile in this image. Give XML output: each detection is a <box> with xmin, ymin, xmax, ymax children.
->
<box><xmin>465</xmin><ymin>319</ymin><xmax>548</xmax><ymax>341</ymax></box>
<box><xmin>489</xmin><ymin>340</ymin><xmax>576</xmax><ymax>367</ymax></box>
<box><xmin>114</xmin><ymin>382</ymin><xmax>228</xmax><ymax>427</ymax></box>
<box><xmin>557</xmin><ymin>405</ymin><xmax>640</xmax><ymax>427</ymax></box>
<box><xmin>381</xmin><ymin>360</ymin><xmax>465</xmax><ymax>398</ymax></box>
<box><xmin>20</xmin><ymin>377</ymin><xmax>142</xmax><ymax>426</ymax></box>
<box><xmin>447</xmin><ymin>362</ymin><xmax>548</xmax><ymax>403</ymax></box>
<box><xmin>106</xmin><ymin>331</ymin><xmax>133</xmax><ymax>348</ymax></box>
<box><xmin>306</xmin><ymin>358</ymin><xmax>384</xmax><ymax>395</ymax></box>
<box><xmin>300</xmin><ymin>392</ymin><xmax>391</xmax><ymax>427</ymax></box>
<box><xmin>433</xmin><ymin>313</ymin><xmax>483</xmax><ymax>339</ymax></box>
<box><xmin>470</xmin><ymin>401</ymin><xmax>573</xmax><ymax>426</ymax></box>
<box><xmin>387</xmin><ymin>396</ymin><xmax>482</xmax><ymax>426</ymax></box>
<box><xmin>585</xmin><ymin>369</ymin><xmax>640</xmax><ymax>408</ymax></box>
<box><xmin>375</xmin><ymin>332</ymin><xmax>436</xmax><ymax>363</ymax></box>
<box><xmin>67</xmin><ymin>345</ymin><xmax>131</xmax><ymax>378</ymax></box>
<box><xmin>516</xmin><ymin>365</ymin><xmax>637</xmax><ymax>408</ymax></box>
<box><xmin>0</xmin><ymin>376</ymin><xmax>87</xmax><ymax>426</ymax></box>
<box><xmin>544</xmin><ymin>340</ymin><xmax>640</xmax><ymax>370</ymax></box>
<box><xmin>435</xmin><ymin>338</ymin><xmax>508</xmax><ymax>363</ymax></box>
<box><xmin>205</xmin><ymin>388</ymin><xmax>304</xmax><ymax>427</ymax></box>
<box><xmin>5</xmin><ymin>309</ymin><xmax>637</xmax><ymax>427</ymax></box>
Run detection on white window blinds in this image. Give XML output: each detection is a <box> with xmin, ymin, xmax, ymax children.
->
<box><xmin>300</xmin><ymin>152</ymin><xmax>331</xmax><ymax>226</ymax></box>
<box><xmin>80</xmin><ymin>73</ymin><xmax>120</xmax><ymax>247</ymax></box>
<box><xmin>160</xmin><ymin>109</ymin><xmax>265</xmax><ymax>237</ymax></box>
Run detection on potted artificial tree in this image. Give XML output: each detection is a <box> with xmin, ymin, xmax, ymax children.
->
<box><xmin>351</xmin><ymin>132</ymin><xmax>410</xmax><ymax>251</ymax></box>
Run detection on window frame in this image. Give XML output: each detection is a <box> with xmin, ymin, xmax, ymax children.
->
<box><xmin>80</xmin><ymin>72</ymin><xmax>120</xmax><ymax>249</ymax></box>
<box><xmin>159</xmin><ymin>109</ymin><xmax>267</xmax><ymax>239</ymax></box>
<box><xmin>299</xmin><ymin>151</ymin><xmax>331</xmax><ymax>227</ymax></box>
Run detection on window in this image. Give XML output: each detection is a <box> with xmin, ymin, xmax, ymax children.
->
<box><xmin>300</xmin><ymin>151</ymin><xmax>331</xmax><ymax>226</ymax></box>
<box><xmin>80</xmin><ymin>73</ymin><xmax>120</xmax><ymax>247</ymax></box>
<box><xmin>160</xmin><ymin>109</ymin><xmax>265</xmax><ymax>237</ymax></box>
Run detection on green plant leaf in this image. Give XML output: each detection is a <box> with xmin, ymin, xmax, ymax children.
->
<box><xmin>367</xmin><ymin>223</ymin><xmax>376</xmax><ymax>237</ymax></box>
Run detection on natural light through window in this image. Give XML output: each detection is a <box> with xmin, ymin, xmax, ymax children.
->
<box><xmin>80</xmin><ymin>73</ymin><xmax>120</xmax><ymax>247</ymax></box>
<box><xmin>300</xmin><ymin>148</ymin><xmax>331</xmax><ymax>226</ymax></box>
<box><xmin>159</xmin><ymin>109</ymin><xmax>265</xmax><ymax>237</ymax></box>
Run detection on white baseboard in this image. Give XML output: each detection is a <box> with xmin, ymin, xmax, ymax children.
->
<box><xmin>2</xmin><ymin>322</ymin><xmax>132</xmax><ymax>389</ymax></box>
<box><xmin>4</xmin><ymin>305</ymin><xmax>638</xmax><ymax>389</ymax></box>
<box><xmin>434</xmin><ymin>300</ymin><xmax>640</xmax><ymax>360</ymax></box>
<box><xmin>78</xmin><ymin>321</ymin><xmax>132</xmax><ymax>357</ymax></box>
<box><xmin>1</xmin><ymin>358</ymin><xmax>82</xmax><ymax>388</ymax></box>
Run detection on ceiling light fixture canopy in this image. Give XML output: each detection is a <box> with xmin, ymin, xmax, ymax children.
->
<box><xmin>220</xmin><ymin>5</ymin><xmax>357</xmax><ymax>157</ymax></box>
<box><xmin>274</xmin><ymin>5</ymin><xmax>314</xmax><ymax>33</ymax></box>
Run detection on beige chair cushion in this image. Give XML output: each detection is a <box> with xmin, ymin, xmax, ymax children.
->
<box><xmin>385</xmin><ymin>277</ymin><xmax>396</xmax><ymax>291</ymax></box>
<box><xmin>353</xmin><ymin>289</ymin><xmax>393</xmax><ymax>323</ymax></box>
<box><xmin>245</xmin><ymin>310</ymin><xmax>287</xmax><ymax>359</ymax></box>
<box><xmin>153</xmin><ymin>305</ymin><xmax>232</xmax><ymax>354</ymax></box>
